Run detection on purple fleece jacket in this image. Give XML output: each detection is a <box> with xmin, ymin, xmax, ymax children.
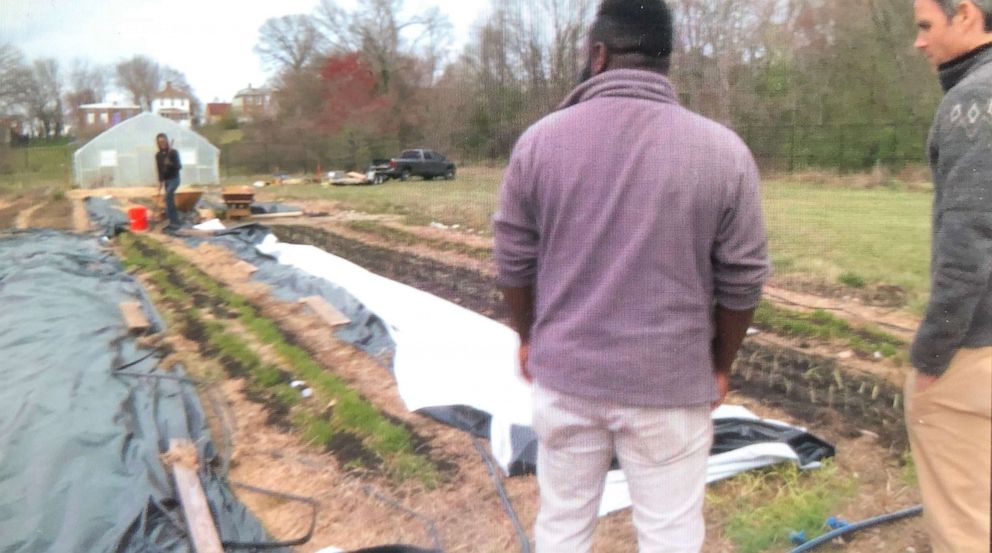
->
<box><xmin>493</xmin><ymin>69</ymin><xmax>770</xmax><ymax>407</ymax></box>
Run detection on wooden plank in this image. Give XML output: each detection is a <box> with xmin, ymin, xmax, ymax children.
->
<box><xmin>165</xmin><ymin>439</ymin><xmax>224</xmax><ymax>553</ymax></box>
<box><xmin>250</xmin><ymin>211</ymin><xmax>305</xmax><ymax>220</ymax></box>
<box><xmin>300</xmin><ymin>296</ymin><xmax>351</xmax><ymax>327</ymax></box>
<box><xmin>233</xmin><ymin>260</ymin><xmax>258</xmax><ymax>276</ymax></box>
<box><xmin>119</xmin><ymin>302</ymin><xmax>150</xmax><ymax>333</ymax></box>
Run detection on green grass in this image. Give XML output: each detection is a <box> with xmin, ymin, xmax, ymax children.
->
<box><xmin>838</xmin><ymin>272</ymin><xmax>867</xmax><ymax>289</ymax></box>
<box><xmin>119</xmin><ymin>234</ymin><xmax>440</xmax><ymax>485</ymax></box>
<box><xmin>710</xmin><ymin>462</ymin><xmax>857</xmax><ymax>553</ymax></box>
<box><xmin>0</xmin><ymin>145</ymin><xmax>74</xmax><ymax>190</ymax></box>
<box><xmin>754</xmin><ymin>300</ymin><xmax>906</xmax><ymax>357</ymax></box>
<box><xmin>261</xmin><ymin>168</ymin><xmax>933</xmax><ymax>312</ymax></box>
<box><xmin>763</xmin><ymin>179</ymin><xmax>932</xmax><ymax>312</ymax></box>
<box><xmin>268</xmin><ymin>166</ymin><xmax>502</xmax><ymax>232</ymax></box>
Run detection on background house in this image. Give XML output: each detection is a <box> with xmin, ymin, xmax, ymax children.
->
<box><xmin>231</xmin><ymin>84</ymin><xmax>274</xmax><ymax>123</ymax></box>
<box><xmin>151</xmin><ymin>82</ymin><xmax>192</xmax><ymax>128</ymax></box>
<box><xmin>205</xmin><ymin>102</ymin><xmax>232</xmax><ymax>125</ymax></box>
<box><xmin>78</xmin><ymin>102</ymin><xmax>142</xmax><ymax>135</ymax></box>
<box><xmin>73</xmin><ymin>112</ymin><xmax>219</xmax><ymax>188</ymax></box>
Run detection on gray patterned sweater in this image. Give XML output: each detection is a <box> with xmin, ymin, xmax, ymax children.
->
<box><xmin>912</xmin><ymin>43</ymin><xmax>992</xmax><ymax>375</ymax></box>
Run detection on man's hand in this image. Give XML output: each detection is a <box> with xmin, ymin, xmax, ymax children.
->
<box><xmin>519</xmin><ymin>342</ymin><xmax>532</xmax><ymax>383</ymax></box>
<box><xmin>712</xmin><ymin>372</ymin><xmax>729</xmax><ymax>410</ymax></box>
<box><xmin>914</xmin><ymin>372</ymin><xmax>940</xmax><ymax>394</ymax></box>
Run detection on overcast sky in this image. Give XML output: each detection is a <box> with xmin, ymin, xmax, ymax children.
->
<box><xmin>1</xmin><ymin>0</ymin><xmax>485</xmax><ymax>103</ymax></box>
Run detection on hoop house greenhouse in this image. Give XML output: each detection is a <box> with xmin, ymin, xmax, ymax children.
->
<box><xmin>73</xmin><ymin>113</ymin><xmax>220</xmax><ymax>188</ymax></box>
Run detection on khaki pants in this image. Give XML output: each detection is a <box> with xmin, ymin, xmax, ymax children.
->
<box><xmin>532</xmin><ymin>384</ymin><xmax>713</xmax><ymax>553</ymax></box>
<box><xmin>905</xmin><ymin>347</ymin><xmax>992</xmax><ymax>553</ymax></box>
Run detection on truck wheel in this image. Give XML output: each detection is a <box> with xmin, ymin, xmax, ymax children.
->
<box><xmin>400</xmin><ymin>168</ymin><xmax>411</xmax><ymax>182</ymax></box>
<box><xmin>445</xmin><ymin>168</ymin><xmax>455</xmax><ymax>180</ymax></box>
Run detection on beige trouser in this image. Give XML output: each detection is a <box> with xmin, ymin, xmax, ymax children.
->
<box><xmin>532</xmin><ymin>384</ymin><xmax>713</xmax><ymax>553</ymax></box>
<box><xmin>905</xmin><ymin>347</ymin><xmax>992</xmax><ymax>553</ymax></box>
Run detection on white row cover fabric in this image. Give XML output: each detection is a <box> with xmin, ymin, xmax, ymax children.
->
<box><xmin>253</xmin><ymin>233</ymin><xmax>822</xmax><ymax>516</ymax></box>
<box><xmin>74</xmin><ymin>113</ymin><xmax>220</xmax><ymax>188</ymax></box>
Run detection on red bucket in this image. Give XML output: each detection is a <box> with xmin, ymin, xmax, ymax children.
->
<box><xmin>128</xmin><ymin>206</ymin><xmax>148</xmax><ymax>232</ymax></box>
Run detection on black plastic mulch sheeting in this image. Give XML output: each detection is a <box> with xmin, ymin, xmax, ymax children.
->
<box><xmin>0</xmin><ymin>231</ymin><xmax>285</xmax><ymax>553</ymax></box>
<box><xmin>185</xmin><ymin>224</ymin><xmax>394</xmax><ymax>359</ymax></box>
<box><xmin>86</xmin><ymin>196</ymin><xmax>131</xmax><ymax>236</ymax></box>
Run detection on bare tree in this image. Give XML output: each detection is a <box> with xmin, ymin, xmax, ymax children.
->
<box><xmin>65</xmin><ymin>59</ymin><xmax>108</xmax><ymax>131</ymax></box>
<box><xmin>68</xmin><ymin>59</ymin><xmax>108</xmax><ymax>102</ymax></box>
<box><xmin>254</xmin><ymin>15</ymin><xmax>325</xmax><ymax>75</ymax></box>
<box><xmin>669</xmin><ymin>0</ymin><xmax>779</xmax><ymax>124</ymax></box>
<box><xmin>314</xmin><ymin>0</ymin><xmax>451</xmax><ymax>92</ymax></box>
<box><xmin>0</xmin><ymin>43</ymin><xmax>32</xmax><ymax>117</ymax></box>
<box><xmin>116</xmin><ymin>56</ymin><xmax>161</xmax><ymax>110</ymax></box>
<box><xmin>23</xmin><ymin>58</ymin><xmax>65</xmax><ymax>137</ymax></box>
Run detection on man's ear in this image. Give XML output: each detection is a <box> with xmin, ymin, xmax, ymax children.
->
<box><xmin>953</xmin><ymin>0</ymin><xmax>981</xmax><ymax>31</ymax></box>
<box><xmin>591</xmin><ymin>42</ymin><xmax>610</xmax><ymax>76</ymax></box>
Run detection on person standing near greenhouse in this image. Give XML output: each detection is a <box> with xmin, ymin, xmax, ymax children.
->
<box><xmin>906</xmin><ymin>0</ymin><xmax>992</xmax><ymax>551</ymax></box>
<box><xmin>155</xmin><ymin>132</ymin><xmax>182</xmax><ymax>232</ymax></box>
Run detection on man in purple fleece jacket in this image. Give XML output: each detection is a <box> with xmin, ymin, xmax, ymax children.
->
<box><xmin>493</xmin><ymin>1</ymin><xmax>769</xmax><ymax>551</ymax></box>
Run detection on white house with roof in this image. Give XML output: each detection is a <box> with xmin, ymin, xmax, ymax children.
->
<box><xmin>151</xmin><ymin>82</ymin><xmax>192</xmax><ymax>128</ymax></box>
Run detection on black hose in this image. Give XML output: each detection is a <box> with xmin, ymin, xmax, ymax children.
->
<box><xmin>473</xmin><ymin>438</ymin><xmax>532</xmax><ymax>553</ymax></box>
<box><xmin>222</xmin><ymin>481</ymin><xmax>320</xmax><ymax>549</ymax></box>
<box><xmin>112</xmin><ymin>349</ymin><xmax>161</xmax><ymax>372</ymax></box>
<box><xmin>788</xmin><ymin>505</ymin><xmax>923</xmax><ymax>552</ymax></box>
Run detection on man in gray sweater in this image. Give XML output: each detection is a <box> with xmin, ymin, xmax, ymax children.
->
<box><xmin>493</xmin><ymin>1</ymin><xmax>769</xmax><ymax>550</ymax></box>
<box><xmin>908</xmin><ymin>1</ymin><xmax>992</xmax><ymax>551</ymax></box>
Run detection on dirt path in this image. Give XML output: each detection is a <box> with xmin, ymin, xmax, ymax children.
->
<box><xmin>13</xmin><ymin>203</ymin><xmax>44</xmax><ymax>229</ymax></box>
<box><xmin>0</xmin><ymin>197</ymin><xmax>34</xmax><ymax>228</ymax></box>
<box><xmin>764</xmin><ymin>285</ymin><xmax>919</xmax><ymax>342</ymax></box>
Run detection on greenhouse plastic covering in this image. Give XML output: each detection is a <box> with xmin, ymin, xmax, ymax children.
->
<box><xmin>73</xmin><ymin>113</ymin><xmax>219</xmax><ymax>188</ymax></box>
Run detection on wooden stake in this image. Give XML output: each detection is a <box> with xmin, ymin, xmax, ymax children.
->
<box><xmin>300</xmin><ymin>296</ymin><xmax>351</xmax><ymax>327</ymax></box>
<box><xmin>119</xmin><ymin>302</ymin><xmax>151</xmax><ymax>333</ymax></box>
<box><xmin>164</xmin><ymin>439</ymin><xmax>224</xmax><ymax>553</ymax></box>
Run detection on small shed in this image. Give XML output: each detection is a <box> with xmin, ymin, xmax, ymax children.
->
<box><xmin>73</xmin><ymin>112</ymin><xmax>220</xmax><ymax>188</ymax></box>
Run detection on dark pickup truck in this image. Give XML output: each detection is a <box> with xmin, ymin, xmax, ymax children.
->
<box><xmin>368</xmin><ymin>149</ymin><xmax>456</xmax><ymax>183</ymax></box>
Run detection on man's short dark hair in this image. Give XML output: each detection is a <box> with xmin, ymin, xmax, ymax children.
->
<box><xmin>936</xmin><ymin>0</ymin><xmax>992</xmax><ymax>31</ymax></box>
<box><xmin>156</xmin><ymin>132</ymin><xmax>168</xmax><ymax>141</ymax></box>
<box><xmin>589</xmin><ymin>0</ymin><xmax>674</xmax><ymax>69</ymax></box>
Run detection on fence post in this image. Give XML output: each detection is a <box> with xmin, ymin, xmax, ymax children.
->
<box><xmin>789</xmin><ymin>114</ymin><xmax>798</xmax><ymax>172</ymax></box>
<box><xmin>838</xmin><ymin>126</ymin><xmax>846</xmax><ymax>169</ymax></box>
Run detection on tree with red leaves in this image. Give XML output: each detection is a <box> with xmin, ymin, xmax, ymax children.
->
<box><xmin>318</xmin><ymin>52</ymin><xmax>392</xmax><ymax>135</ymax></box>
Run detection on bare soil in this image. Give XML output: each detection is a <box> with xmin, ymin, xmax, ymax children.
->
<box><xmin>771</xmin><ymin>274</ymin><xmax>911</xmax><ymax>310</ymax></box>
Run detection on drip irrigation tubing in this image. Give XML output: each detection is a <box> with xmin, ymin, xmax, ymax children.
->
<box><xmin>222</xmin><ymin>481</ymin><xmax>320</xmax><ymax>549</ymax></box>
<box><xmin>473</xmin><ymin>438</ymin><xmax>532</xmax><ymax>553</ymax></box>
<box><xmin>361</xmin><ymin>484</ymin><xmax>445</xmax><ymax>552</ymax></box>
<box><xmin>788</xmin><ymin>505</ymin><xmax>923</xmax><ymax>552</ymax></box>
<box><xmin>113</xmin><ymin>370</ymin><xmax>201</xmax><ymax>385</ymax></box>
